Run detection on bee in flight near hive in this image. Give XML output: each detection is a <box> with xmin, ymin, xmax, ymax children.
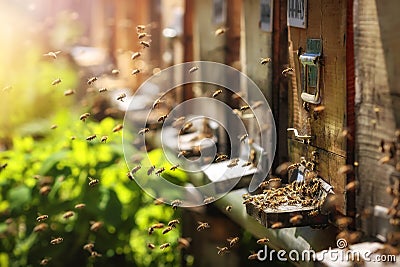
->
<box><xmin>100</xmin><ymin>136</ymin><xmax>108</xmax><ymax>143</ymax></box>
<box><xmin>170</xmin><ymin>164</ymin><xmax>180</xmax><ymax>171</ymax></box>
<box><xmin>171</xmin><ymin>199</ymin><xmax>182</xmax><ymax>210</ymax></box>
<box><xmin>117</xmin><ymin>93</ymin><xmax>126</xmax><ymax>102</ymax></box>
<box><xmin>215</xmin><ymin>154</ymin><xmax>229</xmax><ymax>163</ymax></box>
<box><xmin>196</xmin><ymin>221</ymin><xmax>210</xmax><ymax>231</ymax></box>
<box><xmin>256</xmin><ymin>238</ymin><xmax>269</xmax><ymax>244</ymax></box>
<box><xmin>40</xmin><ymin>257</ymin><xmax>52</xmax><ymax>266</ymax></box>
<box><xmin>80</xmin><ymin>112</ymin><xmax>90</xmax><ymax>122</ymax></box>
<box><xmin>217</xmin><ymin>246</ymin><xmax>229</xmax><ymax>255</ymax></box>
<box><xmin>260</xmin><ymin>57</ymin><xmax>271</xmax><ymax>65</ymax></box>
<box><xmin>168</xmin><ymin>219</ymin><xmax>180</xmax><ymax>228</ymax></box>
<box><xmin>88</xmin><ymin>177</ymin><xmax>99</xmax><ymax>187</ymax></box>
<box><xmin>203</xmin><ymin>196</ymin><xmax>215</xmax><ymax>204</ymax></box>
<box><xmin>155</xmin><ymin>167</ymin><xmax>165</xmax><ymax>176</ymax></box>
<box><xmin>189</xmin><ymin>66</ymin><xmax>199</xmax><ymax>73</ymax></box>
<box><xmin>86</xmin><ymin>134</ymin><xmax>96</xmax><ymax>141</ymax></box>
<box><xmin>162</xmin><ymin>226</ymin><xmax>173</xmax><ymax>234</ymax></box>
<box><xmin>147</xmin><ymin>243</ymin><xmax>155</xmax><ymax>249</ymax></box>
<box><xmin>99</xmin><ymin>88</ymin><xmax>107</xmax><ymax>93</ymax></box>
<box><xmin>64</xmin><ymin>89</ymin><xmax>75</xmax><ymax>96</ymax></box>
<box><xmin>138</xmin><ymin>128</ymin><xmax>150</xmax><ymax>135</ymax></box>
<box><xmin>36</xmin><ymin>214</ymin><xmax>49</xmax><ymax>222</ymax></box>
<box><xmin>147</xmin><ymin>165</ymin><xmax>156</xmax><ymax>175</ymax></box>
<box><xmin>87</xmin><ymin>77</ymin><xmax>97</xmax><ymax>85</ymax></box>
<box><xmin>227</xmin><ymin>237</ymin><xmax>239</xmax><ymax>247</ymax></box>
<box><xmin>131</xmin><ymin>51</ymin><xmax>141</xmax><ymax>60</ymax></box>
<box><xmin>214</xmin><ymin>27</ymin><xmax>228</xmax><ymax>36</ymax></box>
<box><xmin>282</xmin><ymin>67</ymin><xmax>294</xmax><ymax>76</ymax></box>
<box><xmin>43</xmin><ymin>50</ymin><xmax>61</xmax><ymax>59</ymax></box>
<box><xmin>50</xmin><ymin>237</ymin><xmax>63</xmax><ymax>245</ymax></box>
<box><xmin>113</xmin><ymin>124</ymin><xmax>123</xmax><ymax>132</ymax></box>
<box><xmin>158</xmin><ymin>114</ymin><xmax>168</xmax><ymax>123</ymax></box>
<box><xmin>140</xmin><ymin>41</ymin><xmax>151</xmax><ymax>48</ymax></box>
<box><xmin>212</xmin><ymin>89</ymin><xmax>223</xmax><ymax>98</ymax></box>
<box><xmin>52</xmin><ymin>78</ymin><xmax>62</xmax><ymax>85</ymax></box>
<box><xmin>62</xmin><ymin>211</ymin><xmax>74</xmax><ymax>219</ymax></box>
<box><xmin>159</xmin><ymin>243</ymin><xmax>170</xmax><ymax>250</ymax></box>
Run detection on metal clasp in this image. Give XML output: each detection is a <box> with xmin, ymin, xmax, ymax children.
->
<box><xmin>299</xmin><ymin>39</ymin><xmax>322</xmax><ymax>104</ymax></box>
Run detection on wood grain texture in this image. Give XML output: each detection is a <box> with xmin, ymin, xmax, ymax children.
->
<box><xmin>354</xmin><ymin>0</ymin><xmax>400</xmax><ymax>236</ymax></box>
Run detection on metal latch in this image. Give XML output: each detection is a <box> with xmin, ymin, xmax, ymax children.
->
<box><xmin>299</xmin><ymin>39</ymin><xmax>322</xmax><ymax>104</ymax></box>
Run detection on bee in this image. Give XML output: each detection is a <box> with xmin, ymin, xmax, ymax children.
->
<box><xmin>88</xmin><ymin>177</ymin><xmax>99</xmax><ymax>187</ymax></box>
<box><xmin>50</xmin><ymin>124</ymin><xmax>58</xmax><ymax>130</ymax></box>
<box><xmin>170</xmin><ymin>164</ymin><xmax>180</xmax><ymax>171</ymax></box>
<box><xmin>240</xmin><ymin>105</ymin><xmax>250</xmax><ymax>112</ymax></box>
<box><xmin>43</xmin><ymin>50</ymin><xmax>61</xmax><ymax>59</ymax></box>
<box><xmin>131</xmin><ymin>51</ymin><xmax>141</xmax><ymax>60</ymax></box>
<box><xmin>260</xmin><ymin>57</ymin><xmax>271</xmax><ymax>65</ymax></box>
<box><xmin>86</xmin><ymin>134</ymin><xmax>97</xmax><ymax>141</ymax></box>
<box><xmin>40</xmin><ymin>257</ymin><xmax>51</xmax><ymax>265</ymax></box>
<box><xmin>74</xmin><ymin>203</ymin><xmax>86</xmax><ymax>209</ymax></box>
<box><xmin>127</xmin><ymin>171</ymin><xmax>134</xmax><ymax>181</ymax></box>
<box><xmin>80</xmin><ymin>112</ymin><xmax>90</xmax><ymax>121</ymax></box>
<box><xmin>111</xmin><ymin>69</ymin><xmax>120</xmax><ymax>75</ymax></box>
<box><xmin>179</xmin><ymin>122</ymin><xmax>193</xmax><ymax>135</ymax></box>
<box><xmin>131</xmin><ymin>69</ymin><xmax>140</xmax><ymax>75</ymax></box>
<box><xmin>227</xmin><ymin>237</ymin><xmax>239</xmax><ymax>247</ymax></box>
<box><xmin>178</xmin><ymin>150</ymin><xmax>189</xmax><ymax>158</ymax></box>
<box><xmin>90</xmin><ymin>221</ymin><xmax>103</xmax><ymax>232</ymax></box>
<box><xmin>83</xmin><ymin>242</ymin><xmax>95</xmax><ymax>252</ymax></box>
<box><xmin>51</xmin><ymin>78</ymin><xmax>62</xmax><ymax>85</ymax></box>
<box><xmin>153</xmin><ymin>198</ymin><xmax>165</xmax><ymax>205</ymax></box>
<box><xmin>129</xmin><ymin>165</ymin><xmax>141</xmax><ymax>175</ymax></box>
<box><xmin>62</xmin><ymin>211</ymin><xmax>74</xmax><ymax>219</ymax></box>
<box><xmin>152</xmin><ymin>98</ymin><xmax>164</xmax><ymax>109</ymax></box>
<box><xmin>113</xmin><ymin>124</ymin><xmax>123</xmax><ymax>132</ymax></box>
<box><xmin>147</xmin><ymin>165</ymin><xmax>156</xmax><ymax>175</ymax></box>
<box><xmin>232</xmin><ymin>91</ymin><xmax>246</xmax><ymax>100</ymax></box>
<box><xmin>282</xmin><ymin>67</ymin><xmax>294</xmax><ymax>76</ymax></box>
<box><xmin>117</xmin><ymin>93</ymin><xmax>127</xmax><ymax>102</ymax></box>
<box><xmin>215</xmin><ymin>154</ymin><xmax>229</xmax><ymax>162</ymax></box>
<box><xmin>212</xmin><ymin>89</ymin><xmax>223</xmax><ymax>98</ymax></box>
<box><xmin>239</xmin><ymin>133</ymin><xmax>248</xmax><ymax>143</ymax></box>
<box><xmin>171</xmin><ymin>199</ymin><xmax>183</xmax><ymax>210</ymax></box>
<box><xmin>248</xmin><ymin>252</ymin><xmax>259</xmax><ymax>260</ymax></box>
<box><xmin>100</xmin><ymin>136</ymin><xmax>108</xmax><ymax>143</ymax></box>
<box><xmin>256</xmin><ymin>238</ymin><xmax>269</xmax><ymax>244</ymax></box>
<box><xmin>172</xmin><ymin>116</ymin><xmax>186</xmax><ymax>128</ymax></box>
<box><xmin>313</xmin><ymin>105</ymin><xmax>326</xmax><ymax>113</ymax></box>
<box><xmin>64</xmin><ymin>89</ymin><xmax>75</xmax><ymax>96</ymax></box>
<box><xmin>50</xmin><ymin>237</ymin><xmax>63</xmax><ymax>245</ymax></box>
<box><xmin>36</xmin><ymin>214</ymin><xmax>49</xmax><ymax>222</ymax></box>
<box><xmin>379</xmin><ymin>155</ymin><xmax>391</xmax><ymax>164</ymax></box>
<box><xmin>217</xmin><ymin>246</ymin><xmax>229</xmax><ymax>255</ymax></box>
<box><xmin>242</xmin><ymin>161</ymin><xmax>253</xmax><ymax>167</ymax></box>
<box><xmin>162</xmin><ymin>226</ymin><xmax>173</xmax><ymax>234</ymax></box>
<box><xmin>39</xmin><ymin>185</ymin><xmax>51</xmax><ymax>195</ymax></box>
<box><xmin>90</xmin><ymin>251</ymin><xmax>102</xmax><ymax>258</ymax></box>
<box><xmin>249</xmin><ymin>149</ymin><xmax>256</xmax><ymax>164</ymax></box>
<box><xmin>168</xmin><ymin>219</ymin><xmax>180</xmax><ymax>227</ymax></box>
<box><xmin>138</xmin><ymin>32</ymin><xmax>151</xmax><ymax>39</ymax></box>
<box><xmin>150</xmin><ymin>223</ymin><xmax>164</xmax><ymax>229</ymax></box>
<box><xmin>147</xmin><ymin>243</ymin><xmax>156</xmax><ymax>249</ymax></box>
<box><xmin>177</xmin><ymin>237</ymin><xmax>192</xmax><ymax>249</ymax></box>
<box><xmin>99</xmin><ymin>88</ymin><xmax>107</xmax><ymax>93</ymax></box>
<box><xmin>155</xmin><ymin>167</ymin><xmax>165</xmax><ymax>176</ymax></box>
<box><xmin>203</xmin><ymin>196</ymin><xmax>215</xmax><ymax>204</ymax></box>
<box><xmin>338</xmin><ymin>165</ymin><xmax>354</xmax><ymax>174</ymax></box>
<box><xmin>225</xmin><ymin>205</ymin><xmax>232</xmax><ymax>212</ymax></box>
<box><xmin>148</xmin><ymin>227</ymin><xmax>154</xmax><ymax>235</ymax></box>
<box><xmin>140</xmin><ymin>41</ymin><xmax>151</xmax><ymax>48</ymax></box>
<box><xmin>138</xmin><ymin>127</ymin><xmax>150</xmax><ymax>135</ymax></box>
<box><xmin>86</xmin><ymin>77</ymin><xmax>98</xmax><ymax>85</ymax></box>
<box><xmin>33</xmin><ymin>223</ymin><xmax>48</xmax><ymax>232</ymax></box>
<box><xmin>70</xmin><ymin>136</ymin><xmax>76</xmax><ymax>140</ymax></box>
<box><xmin>270</xmin><ymin>222</ymin><xmax>283</xmax><ymax>229</ymax></box>
<box><xmin>0</xmin><ymin>163</ymin><xmax>7</xmax><ymax>172</ymax></box>
<box><xmin>196</xmin><ymin>221</ymin><xmax>210</xmax><ymax>231</ymax></box>
<box><xmin>189</xmin><ymin>66</ymin><xmax>199</xmax><ymax>73</ymax></box>
<box><xmin>214</xmin><ymin>27</ymin><xmax>227</xmax><ymax>36</ymax></box>
<box><xmin>136</xmin><ymin>25</ymin><xmax>146</xmax><ymax>32</ymax></box>
<box><xmin>289</xmin><ymin>214</ymin><xmax>303</xmax><ymax>225</ymax></box>
<box><xmin>159</xmin><ymin>243</ymin><xmax>170</xmax><ymax>250</ymax></box>
<box><xmin>345</xmin><ymin>181</ymin><xmax>359</xmax><ymax>191</ymax></box>
<box><xmin>158</xmin><ymin>114</ymin><xmax>168</xmax><ymax>123</ymax></box>
<box><xmin>227</xmin><ymin>158</ymin><xmax>239</xmax><ymax>168</ymax></box>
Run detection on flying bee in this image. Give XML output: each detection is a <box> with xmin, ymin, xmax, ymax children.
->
<box><xmin>64</xmin><ymin>89</ymin><xmax>75</xmax><ymax>96</ymax></box>
<box><xmin>50</xmin><ymin>124</ymin><xmax>57</xmax><ymax>129</ymax></box>
<box><xmin>271</xmin><ymin>222</ymin><xmax>283</xmax><ymax>229</ymax></box>
<box><xmin>39</xmin><ymin>185</ymin><xmax>51</xmax><ymax>195</ymax></box>
<box><xmin>227</xmin><ymin>158</ymin><xmax>239</xmax><ymax>168</ymax></box>
<box><xmin>113</xmin><ymin>124</ymin><xmax>123</xmax><ymax>132</ymax></box>
<box><xmin>214</xmin><ymin>27</ymin><xmax>227</xmax><ymax>36</ymax></box>
<box><xmin>43</xmin><ymin>50</ymin><xmax>61</xmax><ymax>59</ymax></box>
<box><xmin>227</xmin><ymin>237</ymin><xmax>239</xmax><ymax>247</ymax></box>
<box><xmin>138</xmin><ymin>128</ymin><xmax>150</xmax><ymax>135</ymax></box>
<box><xmin>87</xmin><ymin>77</ymin><xmax>97</xmax><ymax>85</ymax></box>
<box><xmin>50</xmin><ymin>237</ymin><xmax>63</xmax><ymax>245</ymax></box>
<box><xmin>282</xmin><ymin>67</ymin><xmax>294</xmax><ymax>76</ymax></box>
<box><xmin>212</xmin><ymin>89</ymin><xmax>223</xmax><ymax>98</ymax></box>
<box><xmin>171</xmin><ymin>199</ymin><xmax>183</xmax><ymax>210</ymax></box>
<box><xmin>379</xmin><ymin>155</ymin><xmax>391</xmax><ymax>164</ymax></box>
<box><xmin>40</xmin><ymin>257</ymin><xmax>51</xmax><ymax>265</ymax></box>
<box><xmin>242</xmin><ymin>161</ymin><xmax>253</xmax><ymax>167</ymax></box>
<box><xmin>0</xmin><ymin>163</ymin><xmax>7</xmax><ymax>172</ymax></box>
<box><xmin>177</xmin><ymin>237</ymin><xmax>192</xmax><ymax>249</ymax></box>
<box><xmin>34</xmin><ymin>223</ymin><xmax>48</xmax><ymax>232</ymax></box>
<box><xmin>147</xmin><ymin>165</ymin><xmax>156</xmax><ymax>175</ymax></box>
<box><xmin>160</xmin><ymin>243</ymin><xmax>170</xmax><ymax>250</ymax></box>
<box><xmin>152</xmin><ymin>98</ymin><xmax>164</xmax><ymax>109</ymax></box>
<box><xmin>239</xmin><ymin>133</ymin><xmax>248</xmax><ymax>143</ymax></box>
<box><xmin>111</xmin><ymin>69</ymin><xmax>120</xmax><ymax>75</ymax></box>
<box><xmin>138</xmin><ymin>32</ymin><xmax>151</xmax><ymax>39</ymax></box>
<box><xmin>155</xmin><ymin>167</ymin><xmax>165</xmax><ymax>176</ymax></box>
<box><xmin>127</xmin><ymin>171</ymin><xmax>134</xmax><ymax>181</ymax></box>
<box><xmin>130</xmin><ymin>165</ymin><xmax>142</xmax><ymax>175</ymax></box>
<box><xmin>248</xmin><ymin>253</ymin><xmax>259</xmax><ymax>260</ymax></box>
<box><xmin>289</xmin><ymin>214</ymin><xmax>303</xmax><ymax>225</ymax></box>
<box><xmin>90</xmin><ymin>251</ymin><xmax>102</xmax><ymax>258</ymax></box>
<box><xmin>80</xmin><ymin>112</ymin><xmax>90</xmax><ymax>121</ymax></box>
<box><xmin>215</xmin><ymin>154</ymin><xmax>229</xmax><ymax>162</ymax></box>
<box><xmin>90</xmin><ymin>221</ymin><xmax>103</xmax><ymax>232</ymax></box>
<box><xmin>196</xmin><ymin>221</ymin><xmax>210</xmax><ymax>231</ymax></box>
<box><xmin>88</xmin><ymin>177</ymin><xmax>99</xmax><ymax>187</ymax></box>
<box><xmin>172</xmin><ymin>116</ymin><xmax>186</xmax><ymax>128</ymax></box>
<box><xmin>74</xmin><ymin>203</ymin><xmax>86</xmax><ymax>209</ymax></box>
<box><xmin>98</xmin><ymin>88</ymin><xmax>107</xmax><ymax>93</ymax></box>
<box><xmin>158</xmin><ymin>114</ymin><xmax>168</xmax><ymax>123</ymax></box>
<box><xmin>62</xmin><ymin>211</ymin><xmax>74</xmax><ymax>219</ymax></box>
<box><xmin>131</xmin><ymin>51</ymin><xmax>142</xmax><ymax>60</ymax></box>
<box><xmin>178</xmin><ymin>150</ymin><xmax>189</xmax><ymax>158</ymax></box>
<box><xmin>162</xmin><ymin>226</ymin><xmax>173</xmax><ymax>234</ymax></box>
<box><xmin>168</xmin><ymin>219</ymin><xmax>180</xmax><ymax>227</ymax></box>
<box><xmin>86</xmin><ymin>134</ymin><xmax>96</xmax><ymax>141</ymax></box>
<box><xmin>131</xmin><ymin>69</ymin><xmax>140</xmax><ymax>75</ymax></box>
<box><xmin>260</xmin><ymin>57</ymin><xmax>271</xmax><ymax>65</ymax></box>
<box><xmin>36</xmin><ymin>214</ymin><xmax>49</xmax><ymax>222</ymax></box>
<box><xmin>147</xmin><ymin>243</ymin><xmax>155</xmax><ymax>249</ymax></box>
<box><xmin>232</xmin><ymin>91</ymin><xmax>246</xmax><ymax>100</ymax></box>
<box><xmin>150</xmin><ymin>223</ymin><xmax>165</xmax><ymax>229</ymax></box>
<box><xmin>100</xmin><ymin>136</ymin><xmax>108</xmax><ymax>143</ymax></box>
<box><xmin>345</xmin><ymin>181</ymin><xmax>359</xmax><ymax>191</ymax></box>
<box><xmin>338</xmin><ymin>165</ymin><xmax>354</xmax><ymax>175</ymax></box>
<box><xmin>240</xmin><ymin>105</ymin><xmax>250</xmax><ymax>112</ymax></box>
<box><xmin>170</xmin><ymin>164</ymin><xmax>180</xmax><ymax>171</ymax></box>
<box><xmin>117</xmin><ymin>93</ymin><xmax>127</xmax><ymax>102</ymax></box>
<box><xmin>249</xmin><ymin>149</ymin><xmax>256</xmax><ymax>164</ymax></box>
<box><xmin>179</xmin><ymin>122</ymin><xmax>193</xmax><ymax>135</ymax></box>
<box><xmin>203</xmin><ymin>196</ymin><xmax>215</xmax><ymax>204</ymax></box>
<box><xmin>189</xmin><ymin>66</ymin><xmax>199</xmax><ymax>73</ymax></box>
<box><xmin>140</xmin><ymin>41</ymin><xmax>151</xmax><ymax>48</ymax></box>
<box><xmin>217</xmin><ymin>246</ymin><xmax>229</xmax><ymax>255</ymax></box>
<box><xmin>136</xmin><ymin>25</ymin><xmax>146</xmax><ymax>32</ymax></box>
<box><xmin>148</xmin><ymin>227</ymin><xmax>154</xmax><ymax>235</ymax></box>
<box><xmin>313</xmin><ymin>105</ymin><xmax>326</xmax><ymax>113</ymax></box>
<box><xmin>256</xmin><ymin>238</ymin><xmax>269</xmax><ymax>245</ymax></box>
<box><xmin>225</xmin><ymin>205</ymin><xmax>232</xmax><ymax>212</ymax></box>
<box><xmin>51</xmin><ymin>78</ymin><xmax>62</xmax><ymax>85</ymax></box>
<box><xmin>153</xmin><ymin>198</ymin><xmax>165</xmax><ymax>205</ymax></box>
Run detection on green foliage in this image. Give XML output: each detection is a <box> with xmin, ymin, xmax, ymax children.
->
<box><xmin>0</xmin><ymin>111</ymin><xmax>184</xmax><ymax>267</ymax></box>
